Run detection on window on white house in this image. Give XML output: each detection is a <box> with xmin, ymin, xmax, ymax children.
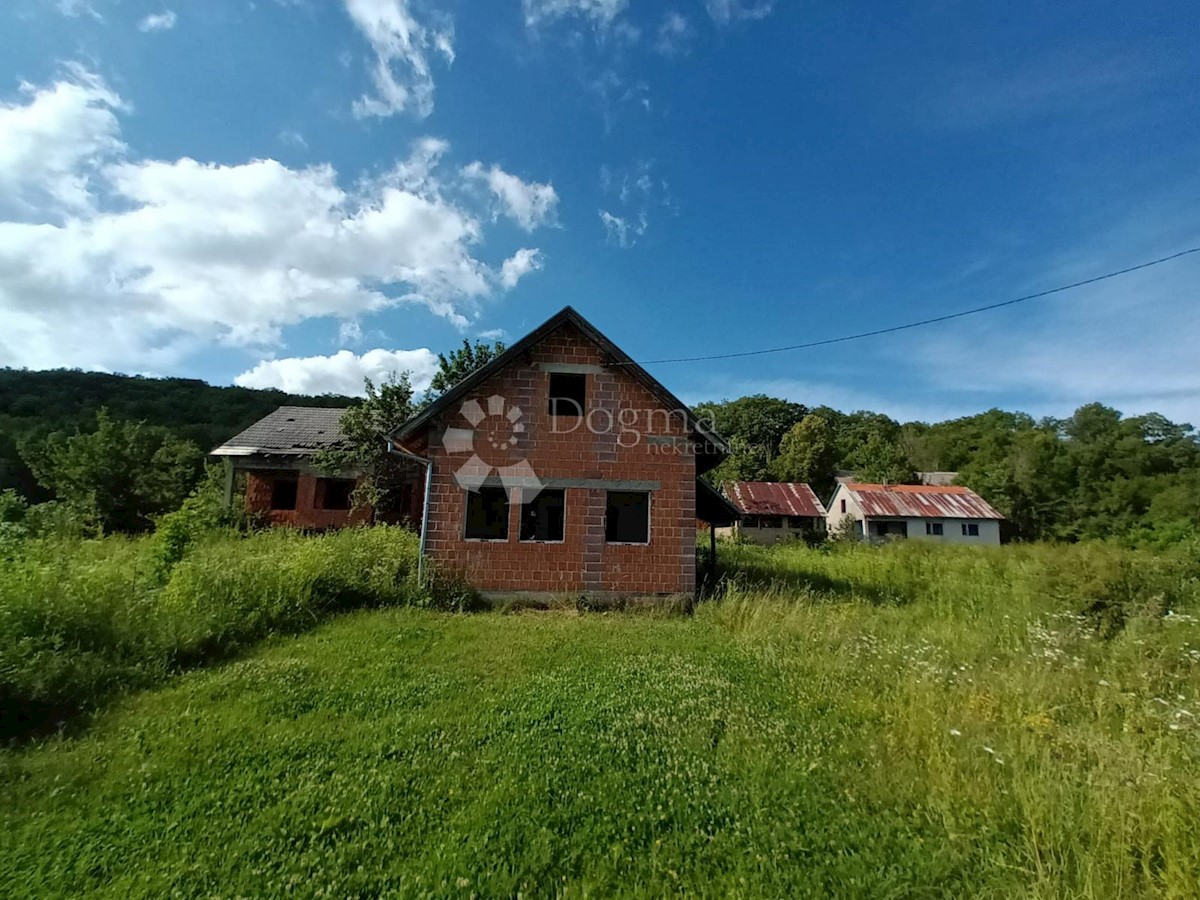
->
<box><xmin>548</xmin><ymin>373</ymin><xmax>586</xmax><ymax>417</ymax></box>
<box><xmin>270</xmin><ymin>476</ymin><xmax>298</xmax><ymax>511</ymax></box>
<box><xmin>926</xmin><ymin>522</ymin><xmax>944</xmax><ymax>536</ymax></box>
<box><xmin>743</xmin><ymin>515</ymin><xmax>761</xmax><ymax>528</ymax></box>
<box><xmin>465</xmin><ymin>487</ymin><xmax>510</xmax><ymax>540</ymax></box>
<box><xmin>606</xmin><ymin>491</ymin><xmax>650</xmax><ymax>544</ymax></box>
<box><xmin>519</xmin><ymin>489</ymin><xmax>565</xmax><ymax>542</ymax></box>
<box><xmin>961</xmin><ymin>522</ymin><xmax>980</xmax><ymax>537</ymax></box>
<box><xmin>317</xmin><ymin>478</ymin><xmax>355</xmax><ymax>510</ymax></box>
<box><xmin>840</xmin><ymin>498</ymin><xmax>847</xmax><ymax>514</ymax></box>
<box><xmin>788</xmin><ymin>516</ymin><xmax>808</xmax><ymax>529</ymax></box>
<box><xmin>759</xmin><ymin>516</ymin><xmax>783</xmax><ymax>529</ymax></box>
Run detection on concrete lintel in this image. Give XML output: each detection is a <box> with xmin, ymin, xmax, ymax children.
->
<box><xmin>536</xmin><ymin>362</ymin><xmax>608</xmax><ymax>375</ymax></box>
<box><xmin>477</xmin><ymin>476</ymin><xmax>660</xmax><ymax>491</ymax></box>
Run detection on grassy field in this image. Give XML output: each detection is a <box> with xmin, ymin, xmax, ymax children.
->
<box><xmin>2</xmin><ymin>539</ymin><xmax>1199</xmax><ymax>897</ymax></box>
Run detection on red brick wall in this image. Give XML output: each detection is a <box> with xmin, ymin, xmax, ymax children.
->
<box><xmin>244</xmin><ymin>471</ymin><xmax>372</xmax><ymax>529</ymax></box>
<box><xmin>402</xmin><ymin>322</ymin><xmax>698</xmax><ymax>595</ymax></box>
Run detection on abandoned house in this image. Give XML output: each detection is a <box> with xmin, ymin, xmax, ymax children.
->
<box><xmin>826</xmin><ymin>482</ymin><xmax>1004</xmax><ymax>545</ymax></box>
<box><xmin>211</xmin><ymin>406</ymin><xmax>373</xmax><ymax>529</ymax></box>
<box><xmin>717</xmin><ymin>481</ymin><xmax>828</xmax><ymax>545</ymax></box>
<box><xmin>389</xmin><ymin>306</ymin><xmax>739</xmax><ymax>601</ymax></box>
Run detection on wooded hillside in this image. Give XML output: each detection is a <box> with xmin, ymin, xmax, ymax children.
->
<box><xmin>0</xmin><ymin>368</ymin><xmax>355</xmax><ymax>501</ymax></box>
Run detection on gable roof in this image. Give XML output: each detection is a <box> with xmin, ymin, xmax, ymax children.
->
<box><xmin>841</xmin><ymin>483</ymin><xmax>1003</xmax><ymax>520</ymax></box>
<box><xmin>723</xmin><ymin>481</ymin><xmax>827</xmax><ymax>518</ymax></box>
<box><xmin>392</xmin><ymin>306</ymin><xmax>729</xmax><ymax>464</ymax></box>
<box><xmin>212</xmin><ymin>406</ymin><xmax>349</xmax><ymax>456</ymax></box>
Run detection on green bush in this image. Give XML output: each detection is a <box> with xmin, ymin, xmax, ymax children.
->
<box><xmin>0</xmin><ymin>526</ymin><xmax>425</xmax><ymax>738</ymax></box>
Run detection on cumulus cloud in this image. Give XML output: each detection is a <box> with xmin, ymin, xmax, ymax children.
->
<box><xmin>235</xmin><ymin>348</ymin><xmax>439</xmax><ymax>396</ymax></box>
<box><xmin>499</xmin><ymin>248</ymin><xmax>544</xmax><ymax>288</ymax></box>
<box><xmin>0</xmin><ymin>67</ymin><xmax>124</xmax><ymax>216</ymax></box>
<box><xmin>462</xmin><ymin>162</ymin><xmax>559</xmax><ymax>231</ymax></box>
<box><xmin>343</xmin><ymin>0</ymin><xmax>454</xmax><ymax>119</ymax></box>
<box><xmin>137</xmin><ymin>11</ymin><xmax>176</xmax><ymax>32</ymax></box>
<box><xmin>0</xmin><ymin>70</ymin><xmax>554</xmax><ymax>374</ymax></box>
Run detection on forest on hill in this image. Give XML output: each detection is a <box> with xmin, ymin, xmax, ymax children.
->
<box><xmin>0</xmin><ymin>368</ymin><xmax>355</xmax><ymax>503</ymax></box>
<box><xmin>2</xmin><ymin>367</ymin><xmax>1198</xmax><ymax>545</ymax></box>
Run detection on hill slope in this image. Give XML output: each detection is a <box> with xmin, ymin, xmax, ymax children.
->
<box><xmin>0</xmin><ymin>368</ymin><xmax>356</xmax><ymax>500</ymax></box>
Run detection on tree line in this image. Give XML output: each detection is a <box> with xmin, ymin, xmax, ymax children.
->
<box><xmin>3</xmin><ymin>352</ymin><xmax>1198</xmax><ymax>545</ymax></box>
<box><xmin>696</xmin><ymin>396</ymin><xmax>1200</xmax><ymax>544</ymax></box>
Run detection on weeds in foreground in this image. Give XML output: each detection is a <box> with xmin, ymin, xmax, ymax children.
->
<box><xmin>0</xmin><ymin>526</ymin><xmax>440</xmax><ymax>738</ymax></box>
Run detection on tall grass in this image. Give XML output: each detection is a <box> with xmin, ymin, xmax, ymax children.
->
<box><xmin>700</xmin><ymin>540</ymin><xmax>1200</xmax><ymax>897</ymax></box>
<box><xmin>0</xmin><ymin>526</ymin><xmax>430</xmax><ymax>737</ymax></box>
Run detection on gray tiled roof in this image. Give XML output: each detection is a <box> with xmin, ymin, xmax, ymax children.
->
<box><xmin>212</xmin><ymin>406</ymin><xmax>350</xmax><ymax>456</ymax></box>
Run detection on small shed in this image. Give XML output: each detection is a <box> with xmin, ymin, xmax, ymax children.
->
<box><xmin>211</xmin><ymin>406</ymin><xmax>374</xmax><ymax>529</ymax></box>
<box><xmin>718</xmin><ymin>481</ymin><xmax>828</xmax><ymax>545</ymax></box>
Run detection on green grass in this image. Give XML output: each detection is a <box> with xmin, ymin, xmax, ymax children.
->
<box><xmin>2</xmin><ymin>540</ymin><xmax>1199</xmax><ymax>897</ymax></box>
<box><xmin>0</xmin><ymin>526</ymin><xmax>432</xmax><ymax>737</ymax></box>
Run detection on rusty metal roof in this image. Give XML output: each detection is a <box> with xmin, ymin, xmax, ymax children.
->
<box><xmin>846</xmin><ymin>484</ymin><xmax>1003</xmax><ymax>520</ymax></box>
<box><xmin>723</xmin><ymin>482</ymin><xmax>828</xmax><ymax>518</ymax></box>
<box><xmin>211</xmin><ymin>406</ymin><xmax>349</xmax><ymax>456</ymax></box>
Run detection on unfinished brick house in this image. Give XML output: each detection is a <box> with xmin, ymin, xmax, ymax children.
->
<box><xmin>390</xmin><ymin>306</ymin><xmax>738</xmax><ymax>602</ymax></box>
<box><xmin>211</xmin><ymin>406</ymin><xmax>372</xmax><ymax>529</ymax></box>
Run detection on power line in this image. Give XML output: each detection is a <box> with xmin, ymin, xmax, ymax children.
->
<box><xmin>613</xmin><ymin>246</ymin><xmax>1200</xmax><ymax>365</ymax></box>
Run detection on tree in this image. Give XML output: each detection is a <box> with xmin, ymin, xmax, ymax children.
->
<box><xmin>315</xmin><ymin>374</ymin><xmax>418</xmax><ymax>521</ymax></box>
<box><xmin>426</xmin><ymin>339</ymin><xmax>506</xmax><ymax>401</ymax></box>
<box><xmin>695</xmin><ymin>395</ymin><xmax>807</xmax><ymax>483</ymax></box>
<box><xmin>844</xmin><ymin>432</ymin><xmax>915</xmax><ymax>485</ymax></box>
<box><xmin>20</xmin><ymin>409</ymin><xmax>204</xmax><ymax>533</ymax></box>
<box><xmin>769</xmin><ymin>414</ymin><xmax>839</xmax><ymax>497</ymax></box>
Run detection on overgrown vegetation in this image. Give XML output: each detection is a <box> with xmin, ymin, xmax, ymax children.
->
<box><xmin>0</xmin><ymin>525</ymin><xmax>452</xmax><ymax>739</ymax></box>
<box><xmin>2</xmin><ymin>539</ymin><xmax>1198</xmax><ymax>896</ymax></box>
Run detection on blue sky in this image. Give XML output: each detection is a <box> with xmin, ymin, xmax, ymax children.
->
<box><xmin>2</xmin><ymin>0</ymin><xmax>1198</xmax><ymax>423</ymax></box>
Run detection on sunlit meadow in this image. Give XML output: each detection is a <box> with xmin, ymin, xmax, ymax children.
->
<box><xmin>2</xmin><ymin>536</ymin><xmax>1198</xmax><ymax>897</ymax></box>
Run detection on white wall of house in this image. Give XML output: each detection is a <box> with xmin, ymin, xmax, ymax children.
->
<box><xmin>825</xmin><ymin>485</ymin><xmax>865</xmax><ymax>537</ymax></box>
<box><xmin>863</xmin><ymin>517</ymin><xmax>1001</xmax><ymax>546</ymax></box>
<box><xmin>825</xmin><ymin>485</ymin><xmax>1001</xmax><ymax>546</ymax></box>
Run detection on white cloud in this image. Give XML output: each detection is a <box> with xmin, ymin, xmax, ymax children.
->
<box><xmin>278</xmin><ymin>129</ymin><xmax>308</xmax><ymax>150</ymax></box>
<box><xmin>343</xmin><ymin>0</ymin><xmax>454</xmax><ymax>119</ymax></box>
<box><xmin>235</xmin><ymin>348</ymin><xmax>440</xmax><ymax>396</ymax></box>
<box><xmin>137</xmin><ymin>11</ymin><xmax>176</xmax><ymax>32</ymax></box>
<box><xmin>705</xmin><ymin>0</ymin><xmax>774</xmax><ymax>24</ymax></box>
<box><xmin>598</xmin><ymin>209</ymin><xmax>646</xmax><ymax>248</ymax></box>
<box><xmin>462</xmin><ymin>162</ymin><xmax>559</xmax><ymax>231</ymax></box>
<box><xmin>522</xmin><ymin>0</ymin><xmax>628</xmax><ymax>29</ymax></box>
<box><xmin>55</xmin><ymin>0</ymin><xmax>103</xmax><ymax>21</ymax></box>
<box><xmin>598</xmin><ymin>159</ymin><xmax>669</xmax><ymax>245</ymax></box>
<box><xmin>499</xmin><ymin>248</ymin><xmax>544</xmax><ymax>288</ymax></box>
<box><xmin>0</xmin><ymin>68</ymin><xmax>124</xmax><ymax>217</ymax></box>
<box><xmin>0</xmin><ymin>70</ymin><xmax>552</xmax><ymax>374</ymax></box>
<box><xmin>477</xmin><ymin>327</ymin><xmax>507</xmax><ymax>341</ymax></box>
<box><xmin>655</xmin><ymin>12</ymin><xmax>694</xmax><ymax>56</ymax></box>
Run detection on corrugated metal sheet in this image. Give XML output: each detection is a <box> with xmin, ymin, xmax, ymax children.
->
<box><xmin>847</xmin><ymin>484</ymin><xmax>1003</xmax><ymax>520</ymax></box>
<box><xmin>723</xmin><ymin>482</ymin><xmax>828</xmax><ymax>517</ymax></box>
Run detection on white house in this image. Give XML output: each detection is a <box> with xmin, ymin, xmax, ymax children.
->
<box><xmin>826</xmin><ymin>483</ymin><xmax>1003</xmax><ymax>545</ymax></box>
<box><xmin>718</xmin><ymin>481</ymin><xmax>828</xmax><ymax>545</ymax></box>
